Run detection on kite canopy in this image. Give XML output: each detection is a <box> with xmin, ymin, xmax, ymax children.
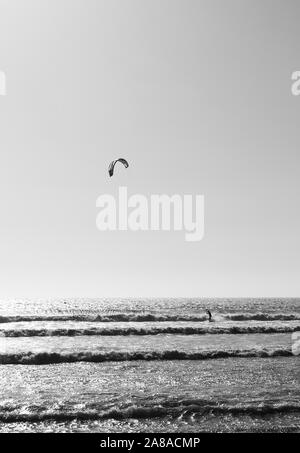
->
<box><xmin>108</xmin><ymin>158</ymin><xmax>129</xmax><ymax>177</ymax></box>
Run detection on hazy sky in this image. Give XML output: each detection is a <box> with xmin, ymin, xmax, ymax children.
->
<box><xmin>0</xmin><ymin>0</ymin><xmax>299</xmax><ymax>298</ymax></box>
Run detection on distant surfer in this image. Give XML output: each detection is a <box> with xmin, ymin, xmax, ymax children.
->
<box><xmin>206</xmin><ymin>309</ymin><xmax>212</xmax><ymax>322</ymax></box>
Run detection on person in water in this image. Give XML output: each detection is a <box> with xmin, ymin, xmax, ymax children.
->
<box><xmin>206</xmin><ymin>309</ymin><xmax>212</xmax><ymax>322</ymax></box>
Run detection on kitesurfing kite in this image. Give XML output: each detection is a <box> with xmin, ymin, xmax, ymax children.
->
<box><xmin>108</xmin><ymin>158</ymin><xmax>129</xmax><ymax>177</ymax></box>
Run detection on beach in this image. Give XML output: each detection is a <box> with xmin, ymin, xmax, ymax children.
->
<box><xmin>0</xmin><ymin>298</ymin><xmax>299</xmax><ymax>432</ymax></box>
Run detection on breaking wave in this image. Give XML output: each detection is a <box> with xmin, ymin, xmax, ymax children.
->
<box><xmin>224</xmin><ymin>313</ymin><xmax>300</xmax><ymax>321</ymax></box>
<box><xmin>0</xmin><ymin>399</ymin><xmax>299</xmax><ymax>423</ymax></box>
<box><xmin>0</xmin><ymin>348</ymin><xmax>293</xmax><ymax>365</ymax></box>
<box><xmin>1</xmin><ymin>324</ymin><xmax>299</xmax><ymax>337</ymax></box>
<box><xmin>0</xmin><ymin>312</ymin><xmax>300</xmax><ymax>323</ymax></box>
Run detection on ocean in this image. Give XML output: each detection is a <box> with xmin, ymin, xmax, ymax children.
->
<box><xmin>0</xmin><ymin>298</ymin><xmax>299</xmax><ymax>433</ymax></box>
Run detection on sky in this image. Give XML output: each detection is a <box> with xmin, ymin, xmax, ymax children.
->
<box><xmin>0</xmin><ymin>0</ymin><xmax>299</xmax><ymax>298</ymax></box>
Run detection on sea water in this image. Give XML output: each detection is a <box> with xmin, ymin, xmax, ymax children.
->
<box><xmin>0</xmin><ymin>298</ymin><xmax>299</xmax><ymax>432</ymax></box>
